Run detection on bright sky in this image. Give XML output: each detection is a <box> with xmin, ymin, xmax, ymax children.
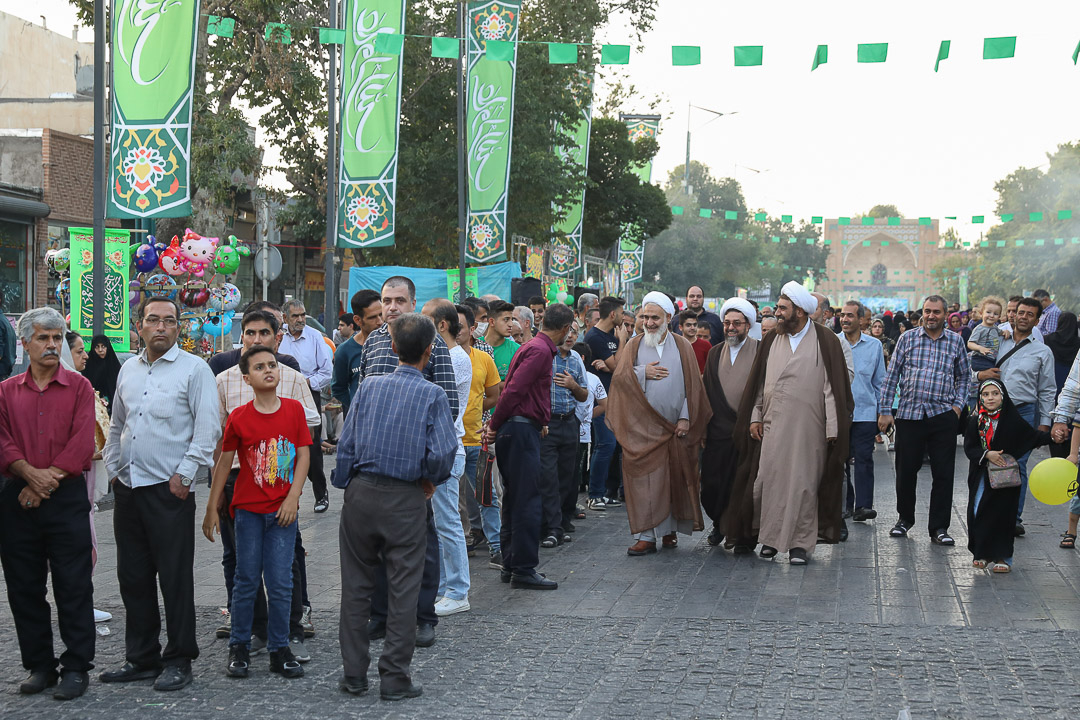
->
<box><xmin>8</xmin><ymin>0</ymin><xmax>1080</xmax><ymax>244</ymax></box>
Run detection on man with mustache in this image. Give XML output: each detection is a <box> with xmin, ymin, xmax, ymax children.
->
<box><xmin>606</xmin><ymin>292</ymin><xmax>712</xmax><ymax>556</ymax></box>
<box><xmin>722</xmin><ymin>282</ymin><xmax>853</xmax><ymax>565</ymax></box>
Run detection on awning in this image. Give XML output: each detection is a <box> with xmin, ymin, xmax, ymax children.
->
<box><xmin>0</xmin><ymin>195</ymin><xmax>50</xmax><ymax>218</ymax></box>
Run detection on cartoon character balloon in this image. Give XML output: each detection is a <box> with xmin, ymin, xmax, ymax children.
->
<box><xmin>209</xmin><ymin>283</ymin><xmax>241</xmax><ymax>313</ymax></box>
<box><xmin>211</xmin><ymin>235</ymin><xmax>251</xmax><ymax>275</ymax></box>
<box><xmin>178</xmin><ymin>229</ymin><xmax>219</xmax><ymax>278</ymax></box>
<box><xmin>158</xmin><ymin>236</ymin><xmax>185</xmax><ymax>276</ymax></box>
<box><xmin>133</xmin><ymin>236</ymin><xmax>163</xmax><ymax>273</ymax></box>
<box><xmin>53</xmin><ymin>248</ymin><xmax>71</xmax><ymax>274</ymax></box>
<box><xmin>144</xmin><ymin>273</ymin><xmax>178</xmax><ymax>299</ymax></box>
<box><xmin>202</xmin><ymin>311</ymin><xmax>234</xmax><ymax>337</ymax></box>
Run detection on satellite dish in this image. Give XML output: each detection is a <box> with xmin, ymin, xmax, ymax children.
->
<box><xmin>254</xmin><ymin>246</ymin><xmax>283</xmax><ymax>282</ymax></box>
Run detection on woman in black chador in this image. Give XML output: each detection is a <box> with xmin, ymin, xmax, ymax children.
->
<box><xmin>964</xmin><ymin>379</ymin><xmax>1051</xmax><ymax>573</ymax></box>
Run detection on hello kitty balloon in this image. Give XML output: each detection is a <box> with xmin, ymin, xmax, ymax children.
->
<box><xmin>178</xmin><ymin>229</ymin><xmax>218</xmax><ymax>278</ymax></box>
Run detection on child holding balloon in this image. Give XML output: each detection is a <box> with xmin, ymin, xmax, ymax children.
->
<box><xmin>964</xmin><ymin>379</ymin><xmax>1052</xmax><ymax>573</ymax></box>
<box><xmin>1058</xmin><ymin>426</ymin><xmax>1080</xmax><ymax>549</ymax></box>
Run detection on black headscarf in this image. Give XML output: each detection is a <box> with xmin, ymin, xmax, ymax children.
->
<box><xmin>83</xmin><ymin>334</ymin><xmax>123</xmax><ymax>405</ymax></box>
<box><xmin>1044</xmin><ymin>311</ymin><xmax>1080</xmax><ymax>368</ymax></box>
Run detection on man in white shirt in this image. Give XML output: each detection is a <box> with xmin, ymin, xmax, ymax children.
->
<box><xmin>279</xmin><ymin>301</ymin><xmax>333</xmax><ymax>512</ymax></box>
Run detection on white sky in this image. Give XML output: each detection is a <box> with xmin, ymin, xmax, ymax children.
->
<box><xmin>7</xmin><ymin>0</ymin><xmax>1080</xmax><ymax>244</ymax></box>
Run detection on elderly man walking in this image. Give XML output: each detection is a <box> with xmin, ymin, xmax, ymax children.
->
<box><xmin>0</xmin><ymin>308</ymin><xmax>97</xmax><ymax>700</ymax></box>
<box><xmin>723</xmin><ymin>282</ymin><xmax>853</xmax><ymax>565</ymax></box>
<box><xmin>607</xmin><ymin>292</ymin><xmax>712</xmax><ymax>556</ymax></box>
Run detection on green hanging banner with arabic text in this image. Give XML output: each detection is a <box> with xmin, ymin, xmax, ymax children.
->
<box><xmin>336</xmin><ymin>0</ymin><xmax>405</xmax><ymax>248</ymax></box>
<box><xmin>620</xmin><ymin>113</ymin><xmax>660</xmax><ymax>185</ymax></box>
<box><xmin>549</xmin><ymin>75</ymin><xmax>594</xmax><ymax>277</ymax></box>
<box><xmin>68</xmin><ymin>228</ymin><xmax>132</xmax><ymax>353</ymax></box>
<box><xmin>108</xmin><ymin>0</ymin><xmax>200</xmax><ymax>218</ymax></box>
<box><xmin>465</xmin><ymin>0</ymin><xmax>521</xmax><ymax>263</ymax></box>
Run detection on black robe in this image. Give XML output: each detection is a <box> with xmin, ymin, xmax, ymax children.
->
<box><xmin>964</xmin><ymin>391</ymin><xmax>1051</xmax><ymax>561</ymax></box>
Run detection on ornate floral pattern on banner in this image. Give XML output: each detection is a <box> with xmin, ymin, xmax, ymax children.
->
<box><xmin>68</xmin><ymin>228</ymin><xmax>132</xmax><ymax>352</ymax></box>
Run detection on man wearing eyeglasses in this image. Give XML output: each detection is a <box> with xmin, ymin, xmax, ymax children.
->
<box><xmin>101</xmin><ymin>297</ymin><xmax>220</xmax><ymax>692</ymax></box>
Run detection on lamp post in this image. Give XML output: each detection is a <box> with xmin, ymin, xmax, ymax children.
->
<box><xmin>682</xmin><ymin>103</ymin><xmax>736</xmax><ymax>194</ymax></box>
<box><xmin>456</xmin><ymin>2</ymin><xmax>467</xmax><ymax>301</ymax></box>
<box><xmin>91</xmin><ymin>0</ymin><xmax>105</xmax><ymax>335</ymax></box>
<box><xmin>324</xmin><ymin>0</ymin><xmax>339</xmax><ymax>327</ymax></box>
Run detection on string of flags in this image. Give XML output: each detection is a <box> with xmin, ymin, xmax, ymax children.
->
<box><xmin>756</xmin><ymin>260</ymin><xmax>988</xmax><ymax>278</ymax></box>
<box><xmin>704</xmin><ymin>229</ymin><xmax>1080</xmax><ymax>249</ymax></box>
<box><xmin>202</xmin><ymin>17</ymin><xmax>1080</xmax><ymax>69</ymax></box>
<box><xmin>676</xmin><ymin>207</ymin><xmax>1077</xmax><ymax>226</ymax></box>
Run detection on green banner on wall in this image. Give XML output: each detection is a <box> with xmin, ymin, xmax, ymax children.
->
<box><xmin>464</xmin><ymin>0</ymin><xmax>521</xmax><ymax>263</ymax></box>
<box><xmin>549</xmin><ymin>76</ymin><xmax>594</xmax><ymax>277</ymax></box>
<box><xmin>336</xmin><ymin>0</ymin><xmax>405</xmax><ymax>248</ymax></box>
<box><xmin>108</xmin><ymin>0</ymin><xmax>200</xmax><ymax>218</ymax></box>
<box><xmin>620</xmin><ymin>113</ymin><xmax>661</xmax><ymax>185</ymax></box>
<box><xmin>69</xmin><ymin>228</ymin><xmax>132</xmax><ymax>353</ymax></box>
<box><xmin>447</xmin><ymin>267</ymin><xmax>479</xmax><ymax>302</ymax></box>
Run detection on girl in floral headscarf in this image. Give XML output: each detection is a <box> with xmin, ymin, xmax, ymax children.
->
<box><xmin>963</xmin><ymin>379</ymin><xmax>1051</xmax><ymax>573</ymax></box>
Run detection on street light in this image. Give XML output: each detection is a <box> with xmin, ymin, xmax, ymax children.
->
<box><xmin>683</xmin><ymin>104</ymin><xmax>736</xmax><ymax>194</ymax></box>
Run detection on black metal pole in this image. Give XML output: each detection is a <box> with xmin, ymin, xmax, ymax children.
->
<box><xmin>92</xmin><ymin>0</ymin><xmax>106</xmax><ymax>335</ymax></box>
<box><xmin>324</xmin><ymin>0</ymin><xmax>339</xmax><ymax>325</ymax></box>
<box><xmin>456</xmin><ymin>3</ymin><xmax>467</xmax><ymax>300</ymax></box>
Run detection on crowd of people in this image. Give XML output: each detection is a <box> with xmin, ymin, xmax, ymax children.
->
<box><xmin>0</xmin><ymin>275</ymin><xmax>1077</xmax><ymax>702</ymax></box>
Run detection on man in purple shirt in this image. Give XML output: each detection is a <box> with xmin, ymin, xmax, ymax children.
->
<box><xmin>485</xmin><ymin>303</ymin><xmax>574</xmax><ymax>590</ymax></box>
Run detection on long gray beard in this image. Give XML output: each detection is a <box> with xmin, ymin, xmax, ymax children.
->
<box><xmin>643</xmin><ymin>328</ymin><xmax>667</xmax><ymax>349</ymax></box>
<box><xmin>725</xmin><ymin>334</ymin><xmax>744</xmax><ymax>346</ymax></box>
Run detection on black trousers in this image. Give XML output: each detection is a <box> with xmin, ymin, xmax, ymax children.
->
<box><xmin>339</xmin><ymin>476</ymin><xmax>427</xmax><ymax>690</ymax></box>
<box><xmin>894</xmin><ymin>411</ymin><xmax>957</xmax><ymax>534</ymax></box>
<box><xmin>0</xmin><ymin>476</ymin><xmax>95</xmax><ymax>673</ymax></box>
<box><xmin>539</xmin><ymin>416</ymin><xmax>580</xmax><ymax>536</ymax></box>
<box><xmin>114</xmin><ymin>481</ymin><xmax>198</xmax><ymax>667</ymax></box>
<box><xmin>606</xmin><ymin>443</ymin><xmax>623</xmax><ymax>499</ymax></box>
<box><xmin>308</xmin><ymin>392</ymin><xmax>328</xmax><ymax>501</ymax></box>
<box><xmin>496</xmin><ymin>421</ymin><xmax>543</xmax><ymax>575</ymax></box>
<box><xmin>370</xmin><ymin>501</ymin><xmax>440</xmax><ymax>627</ymax></box>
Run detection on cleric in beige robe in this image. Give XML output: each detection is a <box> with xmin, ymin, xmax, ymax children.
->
<box><xmin>607</xmin><ymin>293</ymin><xmax>712</xmax><ymax>556</ymax></box>
<box><xmin>720</xmin><ymin>282</ymin><xmax>853</xmax><ymax>565</ymax></box>
<box><xmin>701</xmin><ymin>298</ymin><xmax>759</xmax><ymax>548</ymax></box>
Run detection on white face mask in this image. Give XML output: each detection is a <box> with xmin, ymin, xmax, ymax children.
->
<box><xmin>474</xmin><ymin>321</ymin><xmax>489</xmax><ymax>338</ymax></box>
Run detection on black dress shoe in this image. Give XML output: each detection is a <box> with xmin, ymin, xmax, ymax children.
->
<box><xmin>706</xmin><ymin>526</ymin><xmax>724</xmax><ymax>547</ymax></box>
<box><xmin>1014</xmin><ymin>522</ymin><xmax>1026</xmax><ymax>537</ymax></box>
<box><xmin>380</xmin><ymin>681</ymin><xmax>423</xmax><ymax>701</ymax></box>
<box><xmin>415</xmin><ymin>623</ymin><xmax>436</xmax><ymax>648</ymax></box>
<box><xmin>852</xmin><ymin>507</ymin><xmax>877</xmax><ymax>522</ymax></box>
<box><xmin>313</xmin><ymin>497</ymin><xmax>329</xmax><ymax>513</ymax></box>
<box><xmin>19</xmin><ymin>669</ymin><xmax>58</xmax><ymax>694</ymax></box>
<box><xmin>510</xmin><ymin>572</ymin><xmax>558</xmax><ymax>590</ymax></box>
<box><xmin>839</xmin><ymin>520</ymin><xmax>849</xmax><ymax>542</ymax></box>
<box><xmin>53</xmin><ymin>670</ymin><xmax>89</xmax><ymax>700</ymax></box>
<box><xmin>100</xmin><ymin>662</ymin><xmax>162</xmax><ymax>684</ymax></box>
<box><xmin>154</xmin><ymin>663</ymin><xmax>193</xmax><ymax>692</ymax></box>
<box><xmin>340</xmin><ymin>675</ymin><xmax>369</xmax><ymax>695</ymax></box>
<box><xmin>367</xmin><ymin>619</ymin><xmax>386</xmax><ymax>640</ymax></box>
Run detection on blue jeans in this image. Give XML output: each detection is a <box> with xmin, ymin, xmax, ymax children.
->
<box><xmin>1015</xmin><ymin>402</ymin><xmax>1036</xmax><ymax>522</ymax></box>
<box><xmin>845</xmin><ymin>421</ymin><xmax>878</xmax><ymax>510</ymax></box>
<box><xmin>463</xmin><ymin>445</ymin><xmax>501</xmax><ymax>552</ymax></box>
<box><xmin>230</xmin><ymin>509</ymin><xmax>297</xmax><ymax>652</ymax></box>
<box><xmin>432</xmin><ymin>447</ymin><xmax>471</xmax><ymax>600</ymax></box>
<box><xmin>588</xmin><ymin>414</ymin><xmax>616</xmax><ymax>500</ymax></box>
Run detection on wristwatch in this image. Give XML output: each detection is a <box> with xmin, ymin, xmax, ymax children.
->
<box><xmin>179</xmin><ymin>475</ymin><xmax>193</xmax><ymax>487</ymax></box>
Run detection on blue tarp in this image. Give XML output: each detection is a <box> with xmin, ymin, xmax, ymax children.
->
<box><xmin>347</xmin><ymin>262</ymin><xmax>522</xmax><ymax>306</ymax></box>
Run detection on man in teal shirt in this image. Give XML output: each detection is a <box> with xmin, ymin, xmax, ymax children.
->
<box><xmin>484</xmin><ymin>300</ymin><xmax>519</xmax><ymax>382</ymax></box>
<box><xmin>331</xmin><ymin>289</ymin><xmax>382</xmax><ymax>418</ymax></box>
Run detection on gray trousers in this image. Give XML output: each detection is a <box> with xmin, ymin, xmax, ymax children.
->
<box><xmin>338</xmin><ymin>475</ymin><xmax>427</xmax><ymax>690</ymax></box>
<box><xmin>539</xmin><ymin>416</ymin><xmax>581</xmax><ymax>537</ymax></box>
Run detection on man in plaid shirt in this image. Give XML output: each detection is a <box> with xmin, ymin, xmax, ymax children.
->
<box><xmin>1033</xmin><ymin>289</ymin><xmax>1061</xmax><ymax>334</ymax></box>
<box><xmin>878</xmin><ymin>295</ymin><xmax>970</xmax><ymax>546</ymax></box>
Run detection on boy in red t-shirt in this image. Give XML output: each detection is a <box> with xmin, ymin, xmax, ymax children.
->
<box><xmin>679</xmin><ymin>310</ymin><xmax>711</xmax><ymax>374</ymax></box>
<box><xmin>203</xmin><ymin>345</ymin><xmax>311</xmax><ymax>680</ymax></box>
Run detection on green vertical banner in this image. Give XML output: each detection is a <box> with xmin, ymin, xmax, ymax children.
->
<box><xmin>68</xmin><ymin>228</ymin><xmax>131</xmax><ymax>352</ymax></box>
<box><xmin>549</xmin><ymin>76</ymin><xmax>594</xmax><ymax>277</ymax></box>
<box><xmin>465</xmin><ymin>0</ymin><xmax>521</xmax><ymax>263</ymax></box>
<box><xmin>618</xmin><ymin>239</ymin><xmax>644</xmax><ymax>284</ymax></box>
<box><xmin>620</xmin><ymin>113</ymin><xmax>661</xmax><ymax>184</ymax></box>
<box><xmin>446</xmin><ymin>268</ymin><xmax>479</xmax><ymax>301</ymax></box>
<box><xmin>336</xmin><ymin>0</ymin><xmax>405</xmax><ymax>248</ymax></box>
<box><xmin>108</xmin><ymin>0</ymin><xmax>200</xmax><ymax>218</ymax></box>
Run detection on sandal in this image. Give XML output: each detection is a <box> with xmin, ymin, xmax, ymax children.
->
<box><xmin>972</xmin><ymin>559</ymin><xmax>987</xmax><ymax>569</ymax></box>
<box><xmin>759</xmin><ymin>545</ymin><xmax>778</xmax><ymax>558</ymax></box>
<box><xmin>1060</xmin><ymin>533</ymin><xmax>1077</xmax><ymax>549</ymax></box>
<box><xmin>990</xmin><ymin>561</ymin><xmax>1011</xmax><ymax>574</ymax></box>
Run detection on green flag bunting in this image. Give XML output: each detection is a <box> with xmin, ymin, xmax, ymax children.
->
<box><xmin>548</xmin><ymin>43</ymin><xmax>577</xmax><ymax>64</ymax></box>
<box><xmin>265</xmin><ymin>22</ymin><xmax>291</xmax><ymax>43</ymax></box>
<box><xmin>486</xmin><ymin>38</ymin><xmax>514</xmax><ymax>61</ymax></box>
<box><xmin>374</xmin><ymin>32</ymin><xmax>404</xmax><ymax>55</ymax></box>
<box><xmin>672</xmin><ymin>45</ymin><xmax>701</xmax><ymax>66</ymax></box>
<box><xmin>319</xmin><ymin>27</ymin><xmax>346</xmax><ymax>45</ymax></box>
<box><xmin>431</xmin><ymin>36</ymin><xmax>459</xmax><ymax>58</ymax></box>
<box><xmin>601</xmin><ymin>44</ymin><xmax>630</xmax><ymax>65</ymax></box>
<box><xmin>811</xmin><ymin>44</ymin><xmax>827</xmax><ymax>71</ymax></box>
<box><xmin>734</xmin><ymin>45</ymin><xmax>763</xmax><ymax>66</ymax></box>
<box><xmin>984</xmin><ymin>36</ymin><xmax>1016</xmax><ymax>59</ymax></box>
<box><xmin>857</xmin><ymin>43</ymin><xmax>888</xmax><ymax>63</ymax></box>
<box><xmin>935</xmin><ymin>40</ymin><xmax>950</xmax><ymax>72</ymax></box>
<box><xmin>207</xmin><ymin>15</ymin><xmax>235</xmax><ymax>38</ymax></box>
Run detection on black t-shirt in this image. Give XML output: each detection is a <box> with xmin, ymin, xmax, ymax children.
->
<box><xmin>584</xmin><ymin>326</ymin><xmax>619</xmax><ymax>390</ymax></box>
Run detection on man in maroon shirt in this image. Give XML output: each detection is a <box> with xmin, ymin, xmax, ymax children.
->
<box><xmin>484</xmin><ymin>303</ymin><xmax>575</xmax><ymax>590</ymax></box>
<box><xmin>0</xmin><ymin>308</ymin><xmax>96</xmax><ymax>700</ymax></box>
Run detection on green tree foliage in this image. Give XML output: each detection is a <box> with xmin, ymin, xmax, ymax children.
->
<box><xmin>867</xmin><ymin>204</ymin><xmax>903</xmax><ymax>218</ymax></box>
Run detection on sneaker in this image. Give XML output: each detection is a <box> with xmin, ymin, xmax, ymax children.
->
<box><xmin>300</xmin><ymin>605</ymin><xmax>315</xmax><ymax>638</ymax></box>
<box><xmin>269</xmin><ymin>647</ymin><xmax>304</xmax><ymax>678</ymax></box>
<box><xmin>226</xmin><ymin>645</ymin><xmax>250</xmax><ymax>678</ymax></box>
<box><xmin>94</xmin><ymin>608</ymin><xmax>112</xmax><ymax>623</ymax></box>
<box><xmin>216</xmin><ymin>610</ymin><xmax>231</xmax><ymax>639</ymax></box>
<box><xmin>488</xmin><ymin>550</ymin><xmax>503</xmax><ymax>569</ymax></box>
<box><xmin>434</xmin><ymin>597</ymin><xmax>471</xmax><ymax>617</ymax></box>
<box><xmin>587</xmin><ymin>498</ymin><xmax>607</xmax><ymax>511</ymax></box>
<box><xmin>289</xmin><ymin>637</ymin><xmax>311</xmax><ymax>663</ymax></box>
<box><xmin>469</xmin><ymin>528</ymin><xmax>487</xmax><ymax>551</ymax></box>
<box><xmin>852</xmin><ymin>507</ymin><xmax>877</xmax><ymax>522</ymax></box>
<box><xmin>250</xmin><ymin>635</ymin><xmax>267</xmax><ymax>654</ymax></box>
<box><xmin>603</xmin><ymin>496</ymin><xmax>623</xmax><ymax>508</ymax></box>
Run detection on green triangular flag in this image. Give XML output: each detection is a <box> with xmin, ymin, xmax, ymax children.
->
<box><xmin>601</xmin><ymin>45</ymin><xmax>630</xmax><ymax>65</ymax></box>
<box><xmin>207</xmin><ymin>16</ymin><xmax>235</xmax><ymax>39</ymax></box>
<box><xmin>857</xmin><ymin>43</ymin><xmax>888</xmax><ymax>63</ymax></box>
<box><xmin>319</xmin><ymin>27</ymin><xmax>345</xmax><ymax>45</ymax></box>
<box><xmin>983</xmin><ymin>36</ymin><xmax>1016</xmax><ymax>60</ymax></box>
<box><xmin>1073</xmin><ymin>40</ymin><xmax>1080</xmax><ymax>65</ymax></box>
<box><xmin>734</xmin><ymin>46</ymin><xmax>763</xmax><ymax>67</ymax></box>
<box><xmin>486</xmin><ymin>39</ymin><xmax>514</xmax><ymax>61</ymax></box>
<box><xmin>374</xmin><ymin>32</ymin><xmax>404</xmax><ymax>55</ymax></box>
<box><xmin>548</xmin><ymin>43</ymin><xmax>578</xmax><ymax>64</ymax></box>
<box><xmin>431</xmin><ymin>37</ymin><xmax>459</xmax><ymax>59</ymax></box>
<box><xmin>811</xmin><ymin>44</ymin><xmax>827</xmax><ymax>71</ymax></box>
<box><xmin>934</xmin><ymin>40</ymin><xmax>950</xmax><ymax>72</ymax></box>
<box><xmin>672</xmin><ymin>46</ymin><xmax>701</xmax><ymax>66</ymax></box>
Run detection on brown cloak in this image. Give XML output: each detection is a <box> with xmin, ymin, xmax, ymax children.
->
<box><xmin>719</xmin><ymin>323</ymin><xmax>853</xmax><ymax>544</ymax></box>
<box><xmin>606</xmin><ymin>333</ymin><xmax>713</xmax><ymax>535</ymax></box>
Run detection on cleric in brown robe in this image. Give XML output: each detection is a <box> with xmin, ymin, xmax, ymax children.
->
<box><xmin>607</xmin><ymin>292</ymin><xmax>712</xmax><ymax>556</ymax></box>
<box><xmin>701</xmin><ymin>297</ymin><xmax>759</xmax><ymax>548</ymax></box>
<box><xmin>720</xmin><ymin>281</ymin><xmax>853</xmax><ymax>565</ymax></box>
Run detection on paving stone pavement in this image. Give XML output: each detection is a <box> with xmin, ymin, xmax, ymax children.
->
<box><xmin>2</xmin><ymin>443</ymin><xmax>1079</xmax><ymax>718</ymax></box>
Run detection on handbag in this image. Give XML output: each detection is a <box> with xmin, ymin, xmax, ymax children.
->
<box><xmin>475</xmin><ymin>440</ymin><xmax>495</xmax><ymax>507</ymax></box>
<box><xmin>987</xmin><ymin>453</ymin><xmax>1021</xmax><ymax>489</ymax></box>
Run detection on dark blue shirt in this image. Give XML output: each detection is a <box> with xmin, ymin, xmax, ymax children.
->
<box><xmin>584</xmin><ymin>326</ymin><xmax>618</xmax><ymax>390</ymax></box>
<box><xmin>331</xmin><ymin>336</ymin><xmax>365</xmax><ymax>417</ymax></box>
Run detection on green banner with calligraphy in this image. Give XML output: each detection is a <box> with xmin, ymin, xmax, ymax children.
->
<box><xmin>549</xmin><ymin>76</ymin><xmax>594</xmax><ymax>277</ymax></box>
<box><xmin>620</xmin><ymin>113</ymin><xmax>660</xmax><ymax>185</ymax></box>
<box><xmin>336</xmin><ymin>0</ymin><xmax>405</xmax><ymax>248</ymax></box>
<box><xmin>108</xmin><ymin>0</ymin><xmax>200</xmax><ymax>218</ymax></box>
<box><xmin>446</xmin><ymin>267</ymin><xmax>479</xmax><ymax>302</ymax></box>
<box><xmin>465</xmin><ymin>1</ymin><xmax>521</xmax><ymax>263</ymax></box>
<box><xmin>618</xmin><ymin>221</ymin><xmax>646</xmax><ymax>284</ymax></box>
<box><xmin>69</xmin><ymin>228</ymin><xmax>132</xmax><ymax>353</ymax></box>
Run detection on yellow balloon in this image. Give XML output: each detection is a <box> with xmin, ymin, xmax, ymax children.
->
<box><xmin>1029</xmin><ymin>458</ymin><xmax>1079</xmax><ymax>505</ymax></box>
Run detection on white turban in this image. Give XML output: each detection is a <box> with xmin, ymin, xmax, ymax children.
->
<box><xmin>720</xmin><ymin>297</ymin><xmax>762</xmax><ymax>340</ymax></box>
<box><xmin>780</xmin><ymin>281</ymin><xmax>817</xmax><ymax>316</ymax></box>
<box><xmin>641</xmin><ymin>291</ymin><xmax>675</xmax><ymax>317</ymax></box>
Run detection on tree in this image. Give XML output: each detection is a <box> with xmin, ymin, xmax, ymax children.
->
<box><xmin>867</xmin><ymin>204</ymin><xmax>903</xmax><ymax>218</ymax></box>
